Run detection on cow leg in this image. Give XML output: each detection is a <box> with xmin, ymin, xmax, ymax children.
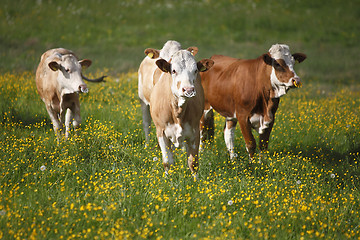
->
<box><xmin>200</xmin><ymin>108</ymin><xmax>215</xmax><ymax>143</ymax></box>
<box><xmin>157</xmin><ymin>134</ymin><xmax>174</xmax><ymax>175</ymax></box>
<box><xmin>238</xmin><ymin>117</ymin><xmax>256</xmax><ymax>161</ymax></box>
<box><xmin>224</xmin><ymin>118</ymin><xmax>237</xmax><ymax>159</ymax></box>
<box><xmin>46</xmin><ymin>105</ymin><xmax>62</xmax><ymax>141</ymax></box>
<box><xmin>64</xmin><ymin>109</ymin><xmax>72</xmax><ymax>139</ymax></box>
<box><xmin>186</xmin><ymin>131</ymin><xmax>201</xmax><ymax>174</ymax></box>
<box><xmin>140</xmin><ymin>100</ymin><xmax>151</xmax><ymax>146</ymax></box>
<box><xmin>71</xmin><ymin>101</ymin><xmax>82</xmax><ymax>134</ymax></box>
<box><xmin>259</xmin><ymin>121</ymin><xmax>274</xmax><ymax>152</ymax></box>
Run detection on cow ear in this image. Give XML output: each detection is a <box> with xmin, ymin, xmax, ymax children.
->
<box><xmin>293</xmin><ymin>53</ymin><xmax>307</xmax><ymax>63</ymax></box>
<box><xmin>145</xmin><ymin>48</ymin><xmax>160</xmax><ymax>59</ymax></box>
<box><xmin>48</xmin><ymin>61</ymin><xmax>60</xmax><ymax>71</ymax></box>
<box><xmin>79</xmin><ymin>59</ymin><xmax>92</xmax><ymax>69</ymax></box>
<box><xmin>263</xmin><ymin>54</ymin><xmax>273</xmax><ymax>66</ymax></box>
<box><xmin>156</xmin><ymin>59</ymin><xmax>171</xmax><ymax>73</ymax></box>
<box><xmin>187</xmin><ymin>47</ymin><xmax>199</xmax><ymax>56</ymax></box>
<box><xmin>197</xmin><ymin>59</ymin><xmax>214</xmax><ymax>72</ymax></box>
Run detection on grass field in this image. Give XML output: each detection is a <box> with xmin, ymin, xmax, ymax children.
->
<box><xmin>1</xmin><ymin>0</ymin><xmax>360</xmax><ymax>239</ymax></box>
<box><xmin>1</xmin><ymin>72</ymin><xmax>359</xmax><ymax>239</ymax></box>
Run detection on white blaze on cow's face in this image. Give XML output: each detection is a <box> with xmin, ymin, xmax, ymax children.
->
<box><xmin>48</xmin><ymin>54</ymin><xmax>91</xmax><ymax>95</ymax></box>
<box><xmin>170</xmin><ymin>50</ymin><xmax>198</xmax><ymax>99</ymax></box>
<box><xmin>265</xmin><ymin>44</ymin><xmax>307</xmax><ymax>97</ymax></box>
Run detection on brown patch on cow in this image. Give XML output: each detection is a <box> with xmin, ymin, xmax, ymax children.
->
<box><xmin>273</xmin><ymin>59</ymin><xmax>294</xmax><ymax>83</ymax></box>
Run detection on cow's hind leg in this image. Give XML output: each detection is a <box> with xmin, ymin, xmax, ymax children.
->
<box><xmin>200</xmin><ymin>108</ymin><xmax>215</xmax><ymax>143</ymax></box>
<box><xmin>157</xmin><ymin>134</ymin><xmax>174</xmax><ymax>175</ymax></box>
<box><xmin>224</xmin><ymin>118</ymin><xmax>237</xmax><ymax>159</ymax></box>
<box><xmin>64</xmin><ymin>109</ymin><xmax>72</xmax><ymax>139</ymax></box>
<box><xmin>186</xmin><ymin>131</ymin><xmax>201</xmax><ymax>174</ymax></box>
<box><xmin>141</xmin><ymin>100</ymin><xmax>151</xmax><ymax>146</ymax></box>
<box><xmin>71</xmin><ymin>101</ymin><xmax>82</xmax><ymax>137</ymax></box>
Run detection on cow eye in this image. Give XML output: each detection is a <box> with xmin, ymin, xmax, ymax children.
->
<box><xmin>273</xmin><ymin>62</ymin><xmax>285</xmax><ymax>72</ymax></box>
<box><xmin>65</xmin><ymin>68</ymin><xmax>70</xmax><ymax>73</ymax></box>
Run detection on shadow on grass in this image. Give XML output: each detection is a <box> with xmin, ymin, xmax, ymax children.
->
<box><xmin>1</xmin><ymin>108</ymin><xmax>51</xmax><ymax>128</ymax></box>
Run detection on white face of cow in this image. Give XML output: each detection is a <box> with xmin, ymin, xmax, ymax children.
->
<box><xmin>48</xmin><ymin>54</ymin><xmax>91</xmax><ymax>95</ymax></box>
<box><xmin>156</xmin><ymin>50</ymin><xmax>199</xmax><ymax>99</ymax></box>
<box><xmin>264</xmin><ymin>44</ymin><xmax>307</xmax><ymax>97</ymax></box>
<box><xmin>170</xmin><ymin>50</ymin><xmax>199</xmax><ymax>98</ymax></box>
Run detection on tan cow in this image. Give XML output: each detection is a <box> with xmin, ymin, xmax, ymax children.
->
<box><xmin>200</xmin><ymin>44</ymin><xmax>306</xmax><ymax>160</ymax></box>
<box><xmin>35</xmin><ymin>48</ymin><xmax>105</xmax><ymax>140</ymax></box>
<box><xmin>138</xmin><ymin>40</ymin><xmax>198</xmax><ymax>144</ymax></box>
<box><xmin>149</xmin><ymin>50</ymin><xmax>213</xmax><ymax>174</ymax></box>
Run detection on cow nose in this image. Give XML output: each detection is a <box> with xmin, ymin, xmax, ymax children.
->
<box><xmin>291</xmin><ymin>77</ymin><xmax>302</xmax><ymax>88</ymax></box>
<box><xmin>182</xmin><ymin>87</ymin><xmax>196</xmax><ymax>97</ymax></box>
<box><xmin>79</xmin><ymin>84</ymin><xmax>88</xmax><ymax>93</ymax></box>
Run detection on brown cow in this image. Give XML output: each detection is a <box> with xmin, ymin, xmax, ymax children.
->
<box><xmin>35</xmin><ymin>48</ymin><xmax>105</xmax><ymax>140</ymax></box>
<box><xmin>149</xmin><ymin>49</ymin><xmax>213</xmax><ymax>174</ymax></box>
<box><xmin>200</xmin><ymin>44</ymin><xmax>306</xmax><ymax>160</ymax></box>
<box><xmin>138</xmin><ymin>40</ymin><xmax>198</xmax><ymax>145</ymax></box>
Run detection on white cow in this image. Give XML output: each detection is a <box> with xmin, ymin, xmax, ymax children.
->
<box><xmin>35</xmin><ymin>48</ymin><xmax>105</xmax><ymax>140</ymax></box>
<box><xmin>138</xmin><ymin>40</ymin><xmax>198</xmax><ymax>144</ymax></box>
<box><xmin>149</xmin><ymin>50</ymin><xmax>214</xmax><ymax>174</ymax></box>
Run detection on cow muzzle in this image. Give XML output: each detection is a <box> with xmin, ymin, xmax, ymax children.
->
<box><xmin>182</xmin><ymin>87</ymin><xmax>196</xmax><ymax>98</ymax></box>
<box><xmin>291</xmin><ymin>77</ymin><xmax>302</xmax><ymax>88</ymax></box>
<box><xmin>79</xmin><ymin>84</ymin><xmax>89</xmax><ymax>93</ymax></box>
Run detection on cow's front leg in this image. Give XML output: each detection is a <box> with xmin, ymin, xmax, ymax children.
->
<box><xmin>238</xmin><ymin>117</ymin><xmax>256</xmax><ymax>161</ymax></box>
<box><xmin>259</xmin><ymin>120</ymin><xmax>274</xmax><ymax>152</ymax></box>
<box><xmin>46</xmin><ymin>105</ymin><xmax>63</xmax><ymax>141</ymax></box>
<box><xmin>157</xmin><ymin>133</ymin><xmax>174</xmax><ymax>175</ymax></box>
<box><xmin>224</xmin><ymin>118</ymin><xmax>237</xmax><ymax>159</ymax></box>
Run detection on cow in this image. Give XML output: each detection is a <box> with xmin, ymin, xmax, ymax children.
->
<box><xmin>35</xmin><ymin>48</ymin><xmax>105</xmax><ymax>140</ymax></box>
<box><xmin>200</xmin><ymin>44</ymin><xmax>306</xmax><ymax>160</ymax></box>
<box><xmin>147</xmin><ymin>49</ymin><xmax>213</xmax><ymax>174</ymax></box>
<box><xmin>138</xmin><ymin>40</ymin><xmax>198</xmax><ymax>145</ymax></box>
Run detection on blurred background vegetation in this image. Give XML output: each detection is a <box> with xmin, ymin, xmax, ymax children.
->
<box><xmin>0</xmin><ymin>0</ymin><xmax>359</xmax><ymax>84</ymax></box>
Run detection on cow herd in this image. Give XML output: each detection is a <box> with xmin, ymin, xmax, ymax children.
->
<box><xmin>35</xmin><ymin>41</ymin><xmax>306</xmax><ymax>176</ymax></box>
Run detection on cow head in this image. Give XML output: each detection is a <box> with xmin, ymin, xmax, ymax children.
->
<box><xmin>263</xmin><ymin>44</ymin><xmax>307</xmax><ymax>97</ymax></box>
<box><xmin>48</xmin><ymin>53</ymin><xmax>91</xmax><ymax>94</ymax></box>
<box><xmin>156</xmin><ymin>50</ymin><xmax>213</xmax><ymax>100</ymax></box>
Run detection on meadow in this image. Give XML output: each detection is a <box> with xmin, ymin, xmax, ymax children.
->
<box><xmin>1</xmin><ymin>0</ymin><xmax>360</xmax><ymax>239</ymax></box>
<box><xmin>1</xmin><ymin>71</ymin><xmax>360</xmax><ymax>239</ymax></box>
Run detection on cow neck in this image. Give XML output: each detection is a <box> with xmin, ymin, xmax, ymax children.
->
<box><xmin>171</xmin><ymin>94</ymin><xmax>188</xmax><ymax>123</ymax></box>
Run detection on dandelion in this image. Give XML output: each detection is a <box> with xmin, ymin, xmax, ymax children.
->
<box><xmin>228</xmin><ymin>200</ymin><xmax>233</xmax><ymax>206</ymax></box>
<box><xmin>40</xmin><ymin>165</ymin><xmax>46</xmax><ymax>171</ymax></box>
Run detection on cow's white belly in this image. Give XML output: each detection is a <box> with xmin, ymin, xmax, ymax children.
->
<box><xmin>249</xmin><ymin>114</ymin><xmax>271</xmax><ymax>134</ymax></box>
<box><xmin>164</xmin><ymin>122</ymin><xmax>194</xmax><ymax>148</ymax></box>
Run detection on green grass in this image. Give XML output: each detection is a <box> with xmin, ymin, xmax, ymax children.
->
<box><xmin>1</xmin><ymin>0</ymin><xmax>360</xmax><ymax>239</ymax></box>
<box><xmin>0</xmin><ymin>72</ymin><xmax>359</xmax><ymax>239</ymax></box>
<box><xmin>0</xmin><ymin>0</ymin><xmax>359</xmax><ymax>83</ymax></box>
